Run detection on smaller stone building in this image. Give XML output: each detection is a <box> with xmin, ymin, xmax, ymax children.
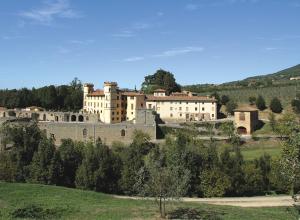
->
<box><xmin>234</xmin><ymin>107</ymin><xmax>259</xmax><ymax>135</ymax></box>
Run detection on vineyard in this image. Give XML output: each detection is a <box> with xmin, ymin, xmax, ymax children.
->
<box><xmin>199</xmin><ymin>83</ymin><xmax>300</xmax><ymax>107</ymax></box>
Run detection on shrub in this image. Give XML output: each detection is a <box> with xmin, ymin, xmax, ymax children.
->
<box><xmin>269</xmin><ymin>97</ymin><xmax>283</xmax><ymax>113</ymax></box>
<box><xmin>256</xmin><ymin>95</ymin><xmax>266</xmax><ymax>110</ymax></box>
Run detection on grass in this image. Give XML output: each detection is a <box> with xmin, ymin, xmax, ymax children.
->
<box><xmin>215</xmin><ymin>138</ymin><xmax>282</xmax><ymax>161</ymax></box>
<box><xmin>0</xmin><ymin>182</ymin><xmax>297</xmax><ymax>220</ymax></box>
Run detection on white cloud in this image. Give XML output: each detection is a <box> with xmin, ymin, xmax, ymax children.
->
<box><xmin>123</xmin><ymin>56</ymin><xmax>144</xmax><ymax>62</ymax></box>
<box><xmin>154</xmin><ymin>46</ymin><xmax>204</xmax><ymax>57</ymax></box>
<box><xmin>19</xmin><ymin>0</ymin><xmax>81</xmax><ymax>25</ymax></box>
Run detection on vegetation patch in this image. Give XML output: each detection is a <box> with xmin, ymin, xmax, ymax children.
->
<box><xmin>11</xmin><ymin>204</ymin><xmax>68</xmax><ymax>219</ymax></box>
<box><xmin>167</xmin><ymin>207</ymin><xmax>224</xmax><ymax>220</ymax></box>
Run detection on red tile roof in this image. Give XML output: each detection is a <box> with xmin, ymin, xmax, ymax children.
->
<box><xmin>123</xmin><ymin>92</ymin><xmax>145</xmax><ymax>96</ymax></box>
<box><xmin>146</xmin><ymin>95</ymin><xmax>216</xmax><ymax>102</ymax></box>
<box><xmin>87</xmin><ymin>90</ymin><xmax>104</xmax><ymax>96</ymax></box>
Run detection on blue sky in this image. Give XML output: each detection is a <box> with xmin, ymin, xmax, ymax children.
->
<box><xmin>0</xmin><ymin>0</ymin><xmax>300</xmax><ymax>89</ymax></box>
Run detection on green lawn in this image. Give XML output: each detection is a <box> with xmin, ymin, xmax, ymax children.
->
<box><xmin>0</xmin><ymin>182</ymin><xmax>297</xmax><ymax>220</ymax></box>
<box><xmin>215</xmin><ymin>139</ymin><xmax>282</xmax><ymax>161</ymax></box>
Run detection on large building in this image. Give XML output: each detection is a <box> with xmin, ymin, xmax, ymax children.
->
<box><xmin>83</xmin><ymin>82</ymin><xmax>217</xmax><ymax>123</ymax></box>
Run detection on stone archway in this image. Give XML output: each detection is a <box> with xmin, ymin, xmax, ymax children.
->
<box><xmin>78</xmin><ymin>115</ymin><xmax>84</xmax><ymax>122</ymax></box>
<box><xmin>237</xmin><ymin>126</ymin><xmax>247</xmax><ymax>135</ymax></box>
<box><xmin>71</xmin><ymin>115</ymin><xmax>77</xmax><ymax>122</ymax></box>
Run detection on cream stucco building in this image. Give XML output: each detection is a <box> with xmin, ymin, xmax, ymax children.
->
<box><xmin>83</xmin><ymin>82</ymin><xmax>217</xmax><ymax>124</ymax></box>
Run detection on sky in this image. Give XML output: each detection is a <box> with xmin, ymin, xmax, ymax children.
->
<box><xmin>0</xmin><ymin>0</ymin><xmax>300</xmax><ymax>90</ymax></box>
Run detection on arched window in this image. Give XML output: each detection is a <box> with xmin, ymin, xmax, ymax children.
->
<box><xmin>3</xmin><ymin>112</ymin><xmax>6</xmax><ymax>118</ymax></box>
<box><xmin>71</xmin><ymin>115</ymin><xmax>77</xmax><ymax>122</ymax></box>
<box><xmin>55</xmin><ymin>116</ymin><xmax>59</xmax><ymax>122</ymax></box>
<box><xmin>83</xmin><ymin>128</ymin><xmax>87</xmax><ymax>138</ymax></box>
<box><xmin>43</xmin><ymin>114</ymin><xmax>46</xmax><ymax>121</ymax></box>
<box><xmin>121</xmin><ymin>129</ymin><xmax>126</xmax><ymax>137</ymax></box>
<box><xmin>78</xmin><ymin>115</ymin><xmax>84</xmax><ymax>122</ymax></box>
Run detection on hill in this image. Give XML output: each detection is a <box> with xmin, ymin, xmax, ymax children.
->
<box><xmin>0</xmin><ymin>182</ymin><xmax>297</xmax><ymax>220</ymax></box>
<box><xmin>183</xmin><ymin>64</ymin><xmax>300</xmax><ymax>107</ymax></box>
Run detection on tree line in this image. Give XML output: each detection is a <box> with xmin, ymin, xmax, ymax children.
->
<box><xmin>1</xmin><ymin>116</ymin><xmax>299</xmax><ymax>203</ymax></box>
<box><xmin>0</xmin><ymin>78</ymin><xmax>83</xmax><ymax>111</ymax></box>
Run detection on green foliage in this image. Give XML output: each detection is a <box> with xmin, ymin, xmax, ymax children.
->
<box><xmin>291</xmin><ymin>99</ymin><xmax>300</xmax><ymax>114</ymax></box>
<box><xmin>242</xmin><ymin>163</ymin><xmax>264</xmax><ymax>196</ymax></box>
<box><xmin>135</xmin><ymin>142</ymin><xmax>190</xmax><ymax>218</ymax></box>
<box><xmin>249</xmin><ymin>96</ymin><xmax>257</xmax><ymax>105</ymax></box>
<box><xmin>270</xmin><ymin>97</ymin><xmax>283</xmax><ymax>113</ymax></box>
<box><xmin>276</xmin><ymin>113</ymin><xmax>300</xmax><ymax>195</ymax></box>
<box><xmin>58</xmin><ymin>139</ymin><xmax>83</xmax><ymax>187</ymax></box>
<box><xmin>141</xmin><ymin>69</ymin><xmax>181</xmax><ymax>94</ymax></box>
<box><xmin>225</xmin><ymin>100</ymin><xmax>237</xmax><ymax>115</ymax></box>
<box><xmin>120</xmin><ymin>131</ymin><xmax>155</xmax><ymax>195</ymax></box>
<box><xmin>256</xmin><ymin>95</ymin><xmax>266</xmax><ymax>110</ymax></box>
<box><xmin>28</xmin><ymin>138</ymin><xmax>62</xmax><ymax>185</ymax></box>
<box><xmin>11</xmin><ymin>204</ymin><xmax>65</xmax><ymax>219</ymax></box>
<box><xmin>268</xmin><ymin>112</ymin><xmax>276</xmax><ymax>132</ymax></box>
<box><xmin>75</xmin><ymin>142</ymin><xmax>121</xmax><ymax>193</ymax></box>
<box><xmin>0</xmin><ymin>78</ymin><xmax>83</xmax><ymax>111</ymax></box>
<box><xmin>221</xmin><ymin>95</ymin><xmax>230</xmax><ymax>105</ymax></box>
<box><xmin>1</xmin><ymin>122</ymin><xmax>42</xmax><ymax>181</ymax></box>
<box><xmin>200</xmin><ymin>169</ymin><xmax>231</xmax><ymax>197</ymax></box>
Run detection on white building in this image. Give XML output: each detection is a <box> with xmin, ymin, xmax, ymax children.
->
<box><xmin>83</xmin><ymin>83</ymin><xmax>217</xmax><ymax>124</ymax></box>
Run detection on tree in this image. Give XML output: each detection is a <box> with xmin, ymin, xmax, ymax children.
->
<box><xmin>0</xmin><ymin>122</ymin><xmax>42</xmax><ymax>181</ymax></box>
<box><xmin>75</xmin><ymin>142</ymin><xmax>121</xmax><ymax>193</ymax></box>
<box><xmin>220</xmin><ymin>122</ymin><xmax>240</xmax><ymax>145</ymax></box>
<box><xmin>200</xmin><ymin>168</ymin><xmax>231</xmax><ymax>197</ymax></box>
<box><xmin>291</xmin><ymin>99</ymin><xmax>300</xmax><ymax>114</ymax></box>
<box><xmin>270</xmin><ymin>97</ymin><xmax>283</xmax><ymax>113</ymax></box>
<box><xmin>135</xmin><ymin>148</ymin><xmax>190</xmax><ymax>218</ymax></box>
<box><xmin>225</xmin><ymin>100</ymin><xmax>237</xmax><ymax>115</ymax></box>
<box><xmin>276</xmin><ymin>113</ymin><xmax>300</xmax><ymax>195</ymax></box>
<box><xmin>268</xmin><ymin>112</ymin><xmax>276</xmax><ymax>132</ymax></box>
<box><xmin>29</xmin><ymin>138</ymin><xmax>62</xmax><ymax>185</ymax></box>
<box><xmin>120</xmin><ymin>131</ymin><xmax>154</xmax><ymax>194</ymax></box>
<box><xmin>249</xmin><ymin>96</ymin><xmax>256</xmax><ymax>105</ymax></box>
<box><xmin>220</xmin><ymin>95</ymin><xmax>230</xmax><ymax>105</ymax></box>
<box><xmin>58</xmin><ymin>139</ymin><xmax>83</xmax><ymax>187</ymax></box>
<box><xmin>256</xmin><ymin>95</ymin><xmax>266</xmax><ymax>111</ymax></box>
<box><xmin>141</xmin><ymin>69</ymin><xmax>181</xmax><ymax>95</ymax></box>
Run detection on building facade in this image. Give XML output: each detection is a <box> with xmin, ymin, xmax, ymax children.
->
<box><xmin>234</xmin><ymin>107</ymin><xmax>259</xmax><ymax>135</ymax></box>
<box><xmin>83</xmin><ymin>82</ymin><xmax>217</xmax><ymax>123</ymax></box>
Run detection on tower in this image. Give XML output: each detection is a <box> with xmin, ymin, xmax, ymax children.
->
<box><xmin>103</xmin><ymin>82</ymin><xmax>118</xmax><ymax>124</ymax></box>
<box><xmin>83</xmin><ymin>83</ymin><xmax>94</xmax><ymax>112</ymax></box>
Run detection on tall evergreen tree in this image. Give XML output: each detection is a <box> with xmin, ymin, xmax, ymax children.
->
<box><xmin>270</xmin><ymin>97</ymin><xmax>283</xmax><ymax>113</ymax></box>
<box><xmin>256</xmin><ymin>95</ymin><xmax>266</xmax><ymax>110</ymax></box>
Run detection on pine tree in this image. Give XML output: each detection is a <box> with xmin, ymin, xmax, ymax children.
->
<box><xmin>270</xmin><ymin>97</ymin><xmax>283</xmax><ymax>113</ymax></box>
<box><xmin>256</xmin><ymin>95</ymin><xmax>266</xmax><ymax>110</ymax></box>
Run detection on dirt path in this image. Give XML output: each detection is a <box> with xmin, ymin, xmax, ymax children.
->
<box><xmin>114</xmin><ymin>195</ymin><xmax>294</xmax><ymax>207</ymax></box>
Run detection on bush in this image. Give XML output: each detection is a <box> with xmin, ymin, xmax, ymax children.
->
<box><xmin>225</xmin><ymin>100</ymin><xmax>237</xmax><ymax>115</ymax></box>
<box><xmin>11</xmin><ymin>204</ymin><xmax>65</xmax><ymax>219</ymax></box>
<box><xmin>291</xmin><ymin>99</ymin><xmax>300</xmax><ymax>114</ymax></box>
<box><xmin>270</xmin><ymin>97</ymin><xmax>283</xmax><ymax>113</ymax></box>
<box><xmin>256</xmin><ymin>95</ymin><xmax>266</xmax><ymax>110</ymax></box>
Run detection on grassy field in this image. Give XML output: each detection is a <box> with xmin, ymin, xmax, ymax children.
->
<box><xmin>215</xmin><ymin>138</ymin><xmax>282</xmax><ymax>161</ymax></box>
<box><xmin>0</xmin><ymin>182</ymin><xmax>297</xmax><ymax>220</ymax></box>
